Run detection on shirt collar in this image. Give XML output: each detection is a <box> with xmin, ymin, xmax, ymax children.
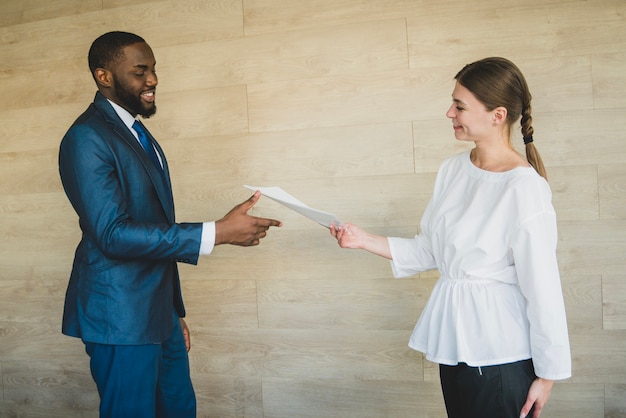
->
<box><xmin>107</xmin><ymin>99</ymin><xmax>139</xmax><ymax>130</ymax></box>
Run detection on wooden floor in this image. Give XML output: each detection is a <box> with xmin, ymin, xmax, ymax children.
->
<box><xmin>1</xmin><ymin>0</ymin><xmax>625</xmax><ymax>416</ymax></box>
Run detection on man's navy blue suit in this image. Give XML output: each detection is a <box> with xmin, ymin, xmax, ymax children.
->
<box><xmin>59</xmin><ymin>91</ymin><xmax>201</xmax><ymax>416</ymax></box>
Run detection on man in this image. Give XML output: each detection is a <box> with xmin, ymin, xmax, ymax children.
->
<box><xmin>58</xmin><ymin>31</ymin><xmax>281</xmax><ymax>417</ymax></box>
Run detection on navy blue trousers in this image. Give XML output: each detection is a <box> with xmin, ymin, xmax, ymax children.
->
<box><xmin>84</xmin><ymin>316</ymin><xmax>196</xmax><ymax>418</ymax></box>
<box><xmin>439</xmin><ymin>359</ymin><xmax>536</xmax><ymax>418</ymax></box>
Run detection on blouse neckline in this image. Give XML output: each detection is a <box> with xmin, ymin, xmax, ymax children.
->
<box><xmin>463</xmin><ymin>150</ymin><xmax>534</xmax><ymax>181</ymax></box>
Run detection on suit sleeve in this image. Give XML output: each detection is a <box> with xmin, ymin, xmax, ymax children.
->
<box><xmin>59</xmin><ymin>123</ymin><xmax>202</xmax><ymax>264</ymax></box>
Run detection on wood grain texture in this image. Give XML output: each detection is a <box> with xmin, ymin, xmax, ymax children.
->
<box><xmin>1</xmin><ymin>0</ymin><xmax>625</xmax><ymax>415</ymax></box>
<box><xmin>156</xmin><ymin>18</ymin><xmax>409</xmax><ymax>91</ymax></box>
<box><xmin>247</xmin><ymin>68</ymin><xmax>452</xmax><ymax>132</ymax></box>
<box><xmin>0</xmin><ymin>0</ymin><xmax>243</xmax><ymax>71</ymax></box>
<box><xmin>541</xmin><ymin>383</ymin><xmax>605</xmax><ymax>418</ymax></box>
<box><xmin>561</xmin><ymin>275</ymin><xmax>602</xmax><ymax>332</ymax></box>
<box><xmin>243</xmin><ymin>0</ymin><xmax>579</xmax><ymax>37</ymax></box>
<box><xmin>1</xmin><ymin>360</ymin><xmax>98</xmax><ymax>415</ymax></box>
<box><xmin>602</xmin><ymin>275</ymin><xmax>626</xmax><ymax>330</ymax></box>
<box><xmin>592</xmin><ymin>51</ymin><xmax>626</xmax><ymax>109</ymax></box>
<box><xmin>531</xmin><ymin>109</ymin><xmax>626</xmax><ymax>167</ymax></box>
<box><xmin>192</xmin><ymin>374</ymin><xmax>263</xmax><ymax>418</ymax></box>
<box><xmin>0</xmin><ymin>149</ymin><xmax>63</xmax><ymax>195</ymax></box>
<box><xmin>190</xmin><ymin>328</ymin><xmax>423</xmax><ymax>381</ymax></box>
<box><xmin>0</xmin><ymin>102</ymin><xmax>92</xmax><ymax>153</ymax></box>
<box><xmin>257</xmin><ymin>277</ymin><xmax>432</xmax><ymax>330</ymax></box>
<box><xmin>148</xmin><ymin>86</ymin><xmax>250</xmax><ymax>138</ymax></box>
<box><xmin>262</xmin><ymin>377</ymin><xmax>445</xmax><ymax>418</ymax></box>
<box><xmin>407</xmin><ymin>1</ymin><xmax>626</xmax><ymax>67</ymax></box>
<box><xmin>0</xmin><ymin>58</ymin><xmax>93</xmax><ymax>112</ymax></box>
<box><xmin>164</xmin><ymin>122</ymin><xmax>415</xmax><ymax>188</ymax></box>
<box><xmin>557</xmin><ymin>220</ymin><xmax>626</xmax><ymax>276</ymax></box>
<box><xmin>599</xmin><ymin>163</ymin><xmax>626</xmax><ymax>220</ymax></box>
<box><xmin>568</xmin><ymin>332</ymin><xmax>626</xmax><ymax>384</ymax></box>
<box><xmin>605</xmin><ymin>384</ymin><xmax>626</xmax><ymax>418</ymax></box>
<box><xmin>0</xmin><ymin>0</ymin><xmax>101</xmax><ymax>27</ymax></box>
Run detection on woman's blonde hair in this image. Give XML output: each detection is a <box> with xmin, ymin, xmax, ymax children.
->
<box><xmin>455</xmin><ymin>57</ymin><xmax>547</xmax><ymax>179</ymax></box>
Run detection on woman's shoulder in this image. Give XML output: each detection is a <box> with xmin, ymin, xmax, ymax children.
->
<box><xmin>507</xmin><ymin>168</ymin><xmax>555</xmax><ymax>217</ymax></box>
<box><xmin>439</xmin><ymin>149</ymin><xmax>472</xmax><ymax>172</ymax></box>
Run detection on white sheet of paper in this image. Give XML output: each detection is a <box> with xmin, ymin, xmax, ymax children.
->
<box><xmin>244</xmin><ymin>185</ymin><xmax>343</xmax><ymax>228</ymax></box>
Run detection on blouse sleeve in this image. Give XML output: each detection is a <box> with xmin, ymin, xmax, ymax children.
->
<box><xmin>511</xmin><ymin>210</ymin><xmax>572</xmax><ymax>380</ymax></box>
<box><xmin>388</xmin><ymin>235</ymin><xmax>437</xmax><ymax>278</ymax></box>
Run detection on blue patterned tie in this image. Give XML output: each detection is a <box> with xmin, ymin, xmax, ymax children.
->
<box><xmin>133</xmin><ymin>120</ymin><xmax>162</xmax><ymax>170</ymax></box>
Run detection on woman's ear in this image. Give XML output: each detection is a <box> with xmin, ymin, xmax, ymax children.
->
<box><xmin>492</xmin><ymin>106</ymin><xmax>508</xmax><ymax>125</ymax></box>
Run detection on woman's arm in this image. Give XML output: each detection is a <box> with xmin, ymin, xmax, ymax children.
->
<box><xmin>330</xmin><ymin>223</ymin><xmax>392</xmax><ymax>259</ymax></box>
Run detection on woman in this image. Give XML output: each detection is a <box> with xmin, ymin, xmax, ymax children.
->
<box><xmin>330</xmin><ymin>57</ymin><xmax>571</xmax><ymax>418</ymax></box>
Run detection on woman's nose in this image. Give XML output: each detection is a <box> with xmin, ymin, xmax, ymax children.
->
<box><xmin>446</xmin><ymin>105</ymin><xmax>455</xmax><ymax>118</ymax></box>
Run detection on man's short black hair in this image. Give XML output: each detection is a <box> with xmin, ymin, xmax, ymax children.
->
<box><xmin>88</xmin><ymin>31</ymin><xmax>146</xmax><ymax>74</ymax></box>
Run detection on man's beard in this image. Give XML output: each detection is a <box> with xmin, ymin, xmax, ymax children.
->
<box><xmin>113</xmin><ymin>79</ymin><xmax>157</xmax><ymax>118</ymax></box>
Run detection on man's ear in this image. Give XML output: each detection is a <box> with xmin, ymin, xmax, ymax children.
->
<box><xmin>94</xmin><ymin>68</ymin><xmax>113</xmax><ymax>89</ymax></box>
<box><xmin>493</xmin><ymin>106</ymin><xmax>508</xmax><ymax>125</ymax></box>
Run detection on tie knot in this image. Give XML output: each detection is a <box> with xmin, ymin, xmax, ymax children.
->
<box><xmin>133</xmin><ymin>120</ymin><xmax>146</xmax><ymax>135</ymax></box>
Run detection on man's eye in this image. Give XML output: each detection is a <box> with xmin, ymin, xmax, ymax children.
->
<box><xmin>456</xmin><ymin>106</ymin><xmax>464</xmax><ymax>111</ymax></box>
<box><xmin>134</xmin><ymin>73</ymin><xmax>145</xmax><ymax>76</ymax></box>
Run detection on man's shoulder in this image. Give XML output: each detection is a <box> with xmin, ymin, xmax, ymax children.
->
<box><xmin>63</xmin><ymin>105</ymin><xmax>104</xmax><ymax>141</ymax></box>
<box><xmin>65</xmin><ymin>95</ymin><xmax>120</xmax><ymax>137</ymax></box>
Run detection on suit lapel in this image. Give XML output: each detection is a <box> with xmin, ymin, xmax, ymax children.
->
<box><xmin>141</xmin><ymin>127</ymin><xmax>175</xmax><ymax>220</ymax></box>
<box><xmin>94</xmin><ymin>93</ymin><xmax>175</xmax><ymax>222</ymax></box>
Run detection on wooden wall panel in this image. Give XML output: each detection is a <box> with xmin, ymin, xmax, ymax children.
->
<box><xmin>189</xmin><ymin>329</ymin><xmax>422</xmax><ymax>380</ymax></box>
<box><xmin>157</xmin><ymin>18</ymin><xmax>409</xmax><ymax>91</ymax></box>
<box><xmin>257</xmin><ymin>277</ymin><xmax>430</xmax><ymax>330</ymax></box>
<box><xmin>531</xmin><ymin>109</ymin><xmax>626</xmax><ymax>168</ymax></box>
<box><xmin>593</xmin><ymin>51</ymin><xmax>626</xmax><ymax>109</ymax></box>
<box><xmin>407</xmin><ymin>1</ymin><xmax>626</xmax><ymax>67</ymax></box>
<box><xmin>150</xmin><ymin>86</ymin><xmax>249</xmax><ymax>138</ymax></box>
<box><xmin>0</xmin><ymin>0</ymin><xmax>101</xmax><ymax>27</ymax></box>
<box><xmin>605</xmin><ymin>384</ymin><xmax>626</xmax><ymax>418</ymax></box>
<box><xmin>562</xmin><ymin>275</ymin><xmax>602</xmax><ymax>332</ymax></box>
<box><xmin>244</xmin><ymin>0</ymin><xmax>420</xmax><ymax>36</ymax></box>
<box><xmin>569</xmin><ymin>332</ymin><xmax>626</xmax><ymax>384</ymax></box>
<box><xmin>549</xmin><ymin>165</ymin><xmax>599</xmax><ymax>221</ymax></box>
<box><xmin>541</xmin><ymin>383</ymin><xmax>605</xmax><ymax>418</ymax></box>
<box><xmin>165</xmin><ymin>122</ymin><xmax>415</xmax><ymax>186</ymax></box>
<box><xmin>0</xmin><ymin>150</ymin><xmax>62</xmax><ymax>194</ymax></box>
<box><xmin>0</xmin><ymin>58</ymin><xmax>93</xmax><ymax>113</ymax></box>
<box><xmin>0</xmin><ymin>0</ymin><xmax>243</xmax><ymax>71</ymax></box>
<box><xmin>0</xmin><ymin>103</ymin><xmax>93</xmax><ymax>153</ymax></box>
<box><xmin>262</xmin><ymin>378</ymin><xmax>445</xmax><ymax>418</ymax></box>
<box><xmin>247</xmin><ymin>68</ymin><xmax>452</xmax><ymax>132</ymax></box>
<box><xmin>183</xmin><ymin>280</ymin><xmax>260</xmax><ymax>328</ymax></box>
<box><xmin>243</xmin><ymin>0</ymin><xmax>576</xmax><ymax>37</ymax></box>
<box><xmin>599</xmin><ymin>163</ymin><xmax>626</xmax><ymax>220</ymax></box>
<box><xmin>602</xmin><ymin>275</ymin><xmax>626</xmax><ymax>330</ymax></box>
<box><xmin>192</xmin><ymin>375</ymin><xmax>263</xmax><ymax>418</ymax></box>
<box><xmin>557</xmin><ymin>221</ymin><xmax>626</xmax><ymax>276</ymax></box>
<box><xmin>1</xmin><ymin>361</ymin><xmax>98</xmax><ymax>417</ymax></box>
<box><xmin>1</xmin><ymin>0</ymin><xmax>625</xmax><ymax>416</ymax></box>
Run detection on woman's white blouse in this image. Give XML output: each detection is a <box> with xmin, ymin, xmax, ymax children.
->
<box><xmin>388</xmin><ymin>150</ymin><xmax>571</xmax><ymax>380</ymax></box>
